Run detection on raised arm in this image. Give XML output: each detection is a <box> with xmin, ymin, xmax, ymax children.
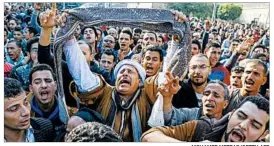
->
<box><xmin>63</xmin><ymin>37</ymin><xmax>101</xmax><ymax>92</ymax></box>
<box><xmin>38</xmin><ymin>3</ymin><xmax>101</xmax><ymax>93</ymax></box>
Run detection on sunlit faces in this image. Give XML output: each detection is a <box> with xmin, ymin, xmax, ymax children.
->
<box><xmin>241</xmin><ymin>62</ymin><xmax>267</xmax><ymax>94</ymax></box>
<box><xmin>99</xmin><ymin>53</ymin><xmax>115</xmax><ymax>72</ymax></box>
<box><xmin>157</xmin><ymin>36</ymin><xmax>164</xmax><ymax>46</ymax></box>
<box><xmin>230</xmin><ymin>71</ymin><xmax>243</xmax><ymax>89</ymax></box>
<box><xmin>24</xmin><ymin>28</ymin><xmax>33</xmax><ymax>41</ymax></box>
<box><xmin>142</xmin><ymin>50</ymin><xmax>162</xmax><ymax>77</ymax></box>
<box><xmin>103</xmin><ymin>35</ymin><xmax>115</xmax><ymax>49</ymax></box>
<box><xmin>191</xmin><ymin>43</ymin><xmax>200</xmax><ymax>56</ymax></box>
<box><xmin>7</xmin><ymin>41</ymin><xmax>22</xmax><ymax>61</ymax></box>
<box><xmin>83</xmin><ymin>28</ymin><xmax>96</xmax><ymax>45</ymax></box>
<box><xmin>13</xmin><ymin>31</ymin><xmax>23</xmax><ymax>41</ymax></box>
<box><xmin>188</xmin><ymin>55</ymin><xmax>211</xmax><ymax>86</ymax></box>
<box><xmin>230</xmin><ymin>41</ymin><xmax>240</xmax><ymax>52</ymax></box>
<box><xmin>118</xmin><ymin>33</ymin><xmax>131</xmax><ymax>52</ymax></box>
<box><xmin>226</xmin><ymin>101</ymin><xmax>269</xmax><ymax>142</ymax></box>
<box><xmin>142</xmin><ymin>33</ymin><xmax>157</xmax><ymax>47</ymax></box>
<box><xmin>205</xmin><ymin>47</ymin><xmax>221</xmax><ymax>67</ymax></box>
<box><xmin>108</xmin><ymin>28</ymin><xmax>118</xmax><ymax>39</ymax></box>
<box><xmin>4</xmin><ymin>92</ymin><xmax>31</xmax><ymax>131</ymax></box>
<box><xmin>115</xmin><ymin>65</ymin><xmax>140</xmax><ymax>97</ymax></box>
<box><xmin>29</xmin><ymin>70</ymin><xmax>57</xmax><ymax>105</ymax></box>
<box><xmin>30</xmin><ymin>42</ymin><xmax>38</xmax><ymax>63</ymax></box>
<box><xmin>8</xmin><ymin>19</ymin><xmax>17</xmax><ymax>31</ymax></box>
<box><xmin>202</xmin><ymin>83</ymin><xmax>228</xmax><ymax>119</ymax></box>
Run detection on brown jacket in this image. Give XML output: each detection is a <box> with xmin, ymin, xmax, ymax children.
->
<box><xmin>77</xmin><ymin>74</ymin><xmax>159</xmax><ymax>141</ymax></box>
<box><xmin>141</xmin><ymin>115</ymin><xmax>229</xmax><ymax>142</ymax></box>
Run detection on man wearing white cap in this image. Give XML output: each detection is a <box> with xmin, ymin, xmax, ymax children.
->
<box><xmin>62</xmin><ymin>36</ymin><xmax>179</xmax><ymax>142</ymax></box>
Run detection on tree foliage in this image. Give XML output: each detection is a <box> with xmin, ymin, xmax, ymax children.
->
<box><xmin>217</xmin><ymin>3</ymin><xmax>242</xmax><ymax>20</ymax></box>
<box><xmin>167</xmin><ymin>3</ymin><xmax>213</xmax><ymax>19</ymax></box>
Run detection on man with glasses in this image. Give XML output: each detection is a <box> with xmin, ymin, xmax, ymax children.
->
<box><xmin>205</xmin><ymin>42</ymin><xmax>230</xmax><ymax>85</ymax></box>
<box><xmin>172</xmin><ymin>54</ymin><xmax>211</xmax><ymax>108</ymax></box>
<box><xmin>102</xmin><ymin>35</ymin><xmax>116</xmax><ymax>50</ymax></box>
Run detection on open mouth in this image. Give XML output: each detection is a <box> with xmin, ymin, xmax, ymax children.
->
<box><xmin>232</xmin><ymin>83</ymin><xmax>238</xmax><ymax>87</ymax></box>
<box><xmin>245</xmin><ymin>80</ymin><xmax>254</xmax><ymax>87</ymax></box>
<box><xmin>230</xmin><ymin>130</ymin><xmax>245</xmax><ymax>142</ymax></box>
<box><xmin>204</xmin><ymin>103</ymin><xmax>215</xmax><ymax>109</ymax></box>
<box><xmin>120</xmin><ymin>44</ymin><xmax>126</xmax><ymax>47</ymax></box>
<box><xmin>119</xmin><ymin>79</ymin><xmax>131</xmax><ymax>86</ymax></box>
<box><xmin>39</xmin><ymin>91</ymin><xmax>49</xmax><ymax>100</ymax></box>
<box><xmin>146</xmin><ymin>66</ymin><xmax>154</xmax><ymax>72</ymax></box>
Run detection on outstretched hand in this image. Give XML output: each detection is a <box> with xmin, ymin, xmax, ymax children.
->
<box><xmin>158</xmin><ymin>72</ymin><xmax>180</xmax><ymax>99</ymax></box>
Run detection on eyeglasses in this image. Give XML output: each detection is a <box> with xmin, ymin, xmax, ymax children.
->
<box><xmin>189</xmin><ymin>64</ymin><xmax>210</xmax><ymax>70</ymax></box>
<box><xmin>104</xmin><ymin>39</ymin><xmax>114</xmax><ymax>44</ymax></box>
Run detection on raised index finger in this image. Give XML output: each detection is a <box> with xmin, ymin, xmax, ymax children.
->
<box><xmin>50</xmin><ymin>3</ymin><xmax>56</xmax><ymax>16</ymax></box>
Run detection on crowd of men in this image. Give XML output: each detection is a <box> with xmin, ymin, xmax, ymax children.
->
<box><xmin>4</xmin><ymin>2</ymin><xmax>270</xmax><ymax>142</ymax></box>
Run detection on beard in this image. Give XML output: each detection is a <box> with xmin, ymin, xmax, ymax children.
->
<box><xmin>191</xmin><ymin>79</ymin><xmax>207</xmax><ymax>86</ymax></box>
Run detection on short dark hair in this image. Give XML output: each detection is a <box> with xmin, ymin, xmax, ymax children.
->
<box><xmin>7</xmin><ymin>40</ymin><xmax>22</xmax><ymax>48</ymax></box>
<box><xmin>27</xmin><ymin>26</ymin><xmax>38</xmax><ymax>36</ymax></box>
<box><xmin>14</xmin><ymin>26</ymin><xmax>23</xmax><ymax>34</ymax></box>
<box><xmin>157</xmin><ymin>35</ymin><xmax>164</xmax><ymax>42</ymax></box>
<box><xmin>245</xmin><ymin>59</ymin><xmax>268</xmax><ymax>76</ymax></box>
<box><xmin>81</xmin><ymin>26</ymin><xmax>98</xmax><ymax>37</ymax></box>
<box><xmin>8</xmin><ymin>17</ymin><xmax>18</xmax><ymax>24</ymax></box>
<box><xmin>231</xmin><ymin>66</ymin><xmax>245</xmax><ymax>74</ymax></box>
<box><xmin>192</xmin><ymin>39</ymin><xmax>201</xmax><ymax>51</ymax></box>
<box><xmin>204</xmin><ymin>42</ymin><xmax>221</xmax><ymax>52</ymax></box>
<box><xmin>95</xmin><ymin>27</ymin><xmax>102</xmax><ymax>34</ymax></box>
<box><xmin>4</xmin><ymin>78</ymin><xmax>24</xmax><ymax>99</ymax></box>
<box><xmin>26</xmin><ymin>36</ymin><xmax>39</xmax><ymax>52</ymax></box>
<box><xmin>236</xmin><ymin>95</ymin><xmax>269</xmax><ymax>130</ymax></box>
<box><xmin>230</xmin><ymin>38</ymin><xmax>241</xmax><ymax>44</ymax></box>
<box><xmin>145</xmin><ymin>31</ymin><xmax>157</xmax><ymax>41</ymax></box>
<box><xmin>29</xmin><ymin>64</ymin><xmax>56</xmax><ymax>83</ymax></box>
<box><xmin>101</xmin><ymin>49</ymin><xmax>117</xmax><ymax>63</ymax></box>
<box><xmin>252</xmin><ymin>44</ymin><xmax>266</xmax><ymax>53</ymax></box>
<box><xmin>120</xmin><ymin>29</ymin><xmax>133</xmax><ymax>39</ymax></box>
<box><xmin>65</xmin><ymin>122</ymin><xmax>123</xmax><ymax>142</ymax></box>
<box><xmin>143</xmin><ymin>45</ymin><xmax>164</xmax><ymax>62</ymax></box>
<box><xmin>207</xmin><ymin>80</ymin><xmax>229</xmax><ymax>100</ymax></box>
<box><xmin>133</xmin><ymin>28</ymin><xmax>142</xmax><ymax>34</ymax></box>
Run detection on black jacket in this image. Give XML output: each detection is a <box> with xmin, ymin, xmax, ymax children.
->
<box><xmin>191</xmin><ymin>114</ymin><xmax>229</xmax><ymax>142</ymax></box>
<box><xmin>172</xmin><ymin>79</ymin><xmax>207</xmax><ymax>108</ymax></box>
<box><xmin>31</xmin><ymin>117</ymin><xmax>55</xmax><ymax>142</ymax></box>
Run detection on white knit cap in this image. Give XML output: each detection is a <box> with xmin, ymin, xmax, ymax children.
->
<box><xmin>114</xmin><ymin>59</ymin><xmax>146</xmax><ymax>86</ymax></box>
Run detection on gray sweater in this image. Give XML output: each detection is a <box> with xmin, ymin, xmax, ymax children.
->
<box><xmin>164</xmin><ymin>106</ymin><xmax>202</xmax><ymax>126</ymax></box>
